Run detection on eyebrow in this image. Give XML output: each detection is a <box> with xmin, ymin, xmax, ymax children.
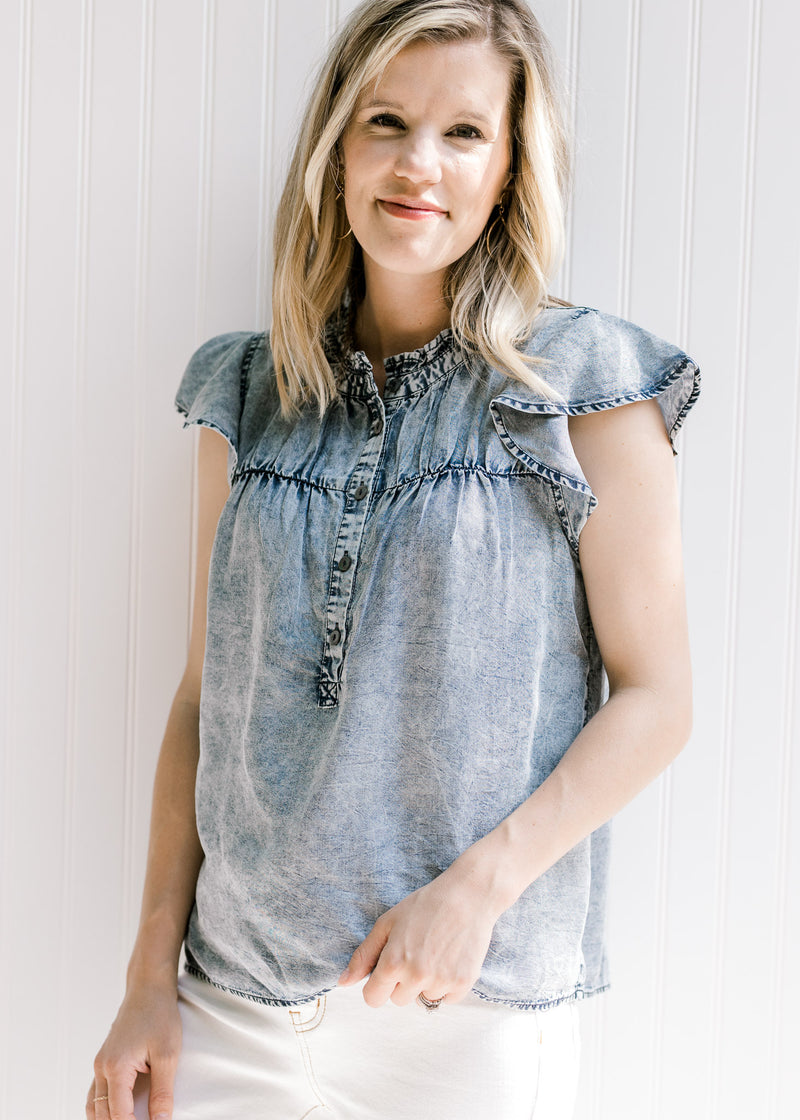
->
<box><xmin>358</xmin><ymin>97</ymin><xmax>494</xmax><ymax>127</ymax></box>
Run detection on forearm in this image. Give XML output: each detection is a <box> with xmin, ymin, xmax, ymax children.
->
<box><xmin>126</xmin><ymin>685</ymin><xmax>204</xmax><ymax>992</ymax></box>
<box><xmin>456</xmin><ymin>683</ymin><xmax>692</xmax><ymax>915</ymax></box>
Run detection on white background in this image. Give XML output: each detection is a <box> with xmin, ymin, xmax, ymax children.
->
<box><xmin>1</xmin><ymin>1</ymin><xmax>798</xmax><ymax>1117</ymax></box>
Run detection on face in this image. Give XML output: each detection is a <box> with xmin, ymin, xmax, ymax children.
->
<box><xmin>340</xmin><ymin>39</ymin><xmax>512</xmax><ymax>289</ymax></box>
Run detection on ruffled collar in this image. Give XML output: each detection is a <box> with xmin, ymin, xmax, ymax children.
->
<box><xmin>323</xmin><ymin>305</ymin><xmax>465</xmax><ymax>401</ymax></box>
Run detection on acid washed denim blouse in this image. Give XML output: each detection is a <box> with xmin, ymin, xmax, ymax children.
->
<box><xmin>175</xmin><ymin>305</ymin><xmax>699</xmax><ymax>1010</ymax></box>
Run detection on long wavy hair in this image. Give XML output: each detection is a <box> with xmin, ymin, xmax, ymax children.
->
<box><xmin>271</xmin><ymin>0</ymin><xmax>571</xmax><ymax>416</ymax></box>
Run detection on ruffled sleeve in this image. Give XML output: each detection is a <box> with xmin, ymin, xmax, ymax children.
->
<box><xmin>175</xmin><ymin>332</ymin><xmax>262</xmax><ymax>468</ymax></box>
<box><xmin>489</xmin><ymin>307</ymin><xmax>701</xmax><ymax>551</ymax></box>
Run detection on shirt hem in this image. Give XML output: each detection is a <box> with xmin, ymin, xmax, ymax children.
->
<box><xmin>184</xmin><ymin>962</ymin><xmax>609</xmax><ymax>1012</ymax></box>
<box><xmin>184</xmin><ymin>964</ymin><xmax>331</xmax><ymax>1007</ymax></box>
<box><xmin>471</xmin><ymin>981</ymin><xmax>610</xmax><ymax>1011</ymax></box>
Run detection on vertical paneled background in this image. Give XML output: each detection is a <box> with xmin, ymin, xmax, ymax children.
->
<box><xmin>1</xmin><ymin>1</ymin><xmax>797</xmax><ymax>1117</ymax></box>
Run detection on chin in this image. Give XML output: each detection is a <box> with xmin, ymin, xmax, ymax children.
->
<box><xmin>359</xmin><ymin>240</ymin><xmax>459</xmax><ymax>279</ymax></box>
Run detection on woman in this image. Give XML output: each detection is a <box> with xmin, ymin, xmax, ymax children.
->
<box><xmin>88</xmin><ymin>1</ymin><xmax>699</xmax><ymax>1117</ymax></box>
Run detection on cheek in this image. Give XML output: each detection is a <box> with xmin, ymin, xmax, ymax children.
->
<box><xmin>341</xmin><ymin>134</ymin><xmax>371</xmax><ymax>186</ymax></box>
<box><xmin>343</xmin><ymin>132</ymin><xmax>395</xmax><ymax>177</ymax></box>
<box><xmin>452</xmin><ymin>155</ymin><xmax>505</xmax><ymax>211</ymax></box>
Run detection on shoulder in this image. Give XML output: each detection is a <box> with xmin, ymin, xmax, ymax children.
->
<box><xmin>490</xmin><ymin>305</ymin><xmax>700</xmax><ymax>452</ymax></box>
<box><xmin>176</xmin><ymin>331</ymin><xmax>269</xmax><ymax>419</ymax></box>
<box><xmin>527</xmin><ymin>306</ymin><xmax>697</xmax><ymax>406</ymax></box>
<box><xmin>174</xmin><ymin>331</ymin><xmax>276</xmax><ymax>466</ymax></box>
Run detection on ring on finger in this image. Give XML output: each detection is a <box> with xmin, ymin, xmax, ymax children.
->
<box><xmin>417</xmin><ymin>991</ymin><xmax>445</xmax><ymax>1011</ymax></box>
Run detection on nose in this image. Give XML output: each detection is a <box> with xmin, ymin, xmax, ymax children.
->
<box><xmin>393</xmin><ymin>129</ymin><xmax>442</xmax><ymax>185</ymax></box>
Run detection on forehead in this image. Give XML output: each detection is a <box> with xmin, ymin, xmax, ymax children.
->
<box><xmin>358</xmin><ymin>38</ymin><xmax>512</xmax><ymax>117</ymax></box>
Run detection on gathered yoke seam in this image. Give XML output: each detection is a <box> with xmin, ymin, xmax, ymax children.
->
<box><xmin>232</xmin><ymin>466</ymin><xmax>346</xmax><ymax>494</ymax></box>
<box><xmin>373</xmin><ymin>463</ymin><xmax>544</xmax><ymax>498</ymax></box>
<box><xmin>231</xmin><ymin>461</ymin><xmax>546</xmax><ymax>497</ymax></box>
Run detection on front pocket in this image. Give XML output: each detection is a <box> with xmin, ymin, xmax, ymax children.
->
<box><xmin>289</xmin><ymin>996</ymin><xmax>327</xmax><ymax>1034</ymax></box>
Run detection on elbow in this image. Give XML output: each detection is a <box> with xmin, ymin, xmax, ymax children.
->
<box><xmin>654</xmin><ymin>680</ymin><xmax>693</xmax><ymax>763</ymax></box>
<box><xmin>671</xmin><ymin>694</ymin><xmax>693</xmax><ymax>756</ymax></box>
<box><xmin>667</xmin><ymin>660</ymin><xmax>694</xmax><ymax>753</ymax></box>
<box><xmin>609</xmin><ymin>675</ymin><xmax>693</xmax><ymax>762</ymax></box>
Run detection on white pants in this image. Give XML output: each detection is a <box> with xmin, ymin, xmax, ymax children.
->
<box><xmin>134</xmin><ymin>970</ymin><xmax>580</xmax><ymax>1120</ymax></box>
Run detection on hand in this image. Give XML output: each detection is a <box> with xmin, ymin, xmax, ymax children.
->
<box><xmin>86</xmin><ymin>982</ymin><xmax>182</xmax><ymax>1120</ymax></box>
<box><xmin>337</xmin><ymin>864</ymin><xmax>498</xmax><ymax>1008</ymax></box>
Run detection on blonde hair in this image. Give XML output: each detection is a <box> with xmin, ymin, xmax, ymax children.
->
<box><xmin>271</xmin><ymin>0</ymin><xmax>571</xmax><ymax>416</ymax></box>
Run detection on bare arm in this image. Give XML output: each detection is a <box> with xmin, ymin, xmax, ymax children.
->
<box><xmin>127</xmin><ymin>424</ymin><xmax>232</xmax><ymax>987</ymax></box>
<box><xmin>340</xmin><ymin>398</ymin><xmax>692</xmax><ymax>1006</ymax></box>
<box><xmin>88</xmin><ymin>427</ymin><xmax>231</xmax><ymax>1120</ymax></box>
<box><xmin>455</xmin><ymin>397</ymin><xmax>691</xmax><ymax>899</ymax></box>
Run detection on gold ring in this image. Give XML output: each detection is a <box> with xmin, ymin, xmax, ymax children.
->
<box><xmin>93</xmin><ymin>1096</ymin><xmax>109</xmax><ymax>1103</ymax></box>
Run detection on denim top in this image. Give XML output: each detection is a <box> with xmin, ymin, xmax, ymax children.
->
<box><xmin>175</xmin><ymin>305</ymin><xmax>699</xmax><ymax>1009</ymax></box>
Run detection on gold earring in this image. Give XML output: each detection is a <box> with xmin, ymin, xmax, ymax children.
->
<box><xmin>334</xmin><ymin>164</ymin><xmax>351</xmax><ymax>238</ymax></box>
<box><xmin>484</xmin><ymin>201</ymin><xmax>506</xmax><ymax>258</ymax></box>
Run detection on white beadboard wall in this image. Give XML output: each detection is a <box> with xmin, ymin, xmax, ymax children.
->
<box><xmin>1</xmin><ymin>1</ymin><xmax>797</xmax><ymax>1117</ymax></box>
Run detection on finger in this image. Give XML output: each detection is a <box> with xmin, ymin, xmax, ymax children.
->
<box><xmin>387</xmin><ymin>990</ymin><xmax>414</xmax><ymax>1008</ymax></box>
<box><xmin>415</xmin><ymin>976</ymin><xmax>472</xmax><ymax>1009</ymax></box>
<box><xmin>147</xmin><ymin>1057</ymin><xmax>178</xmax><ymax>1120</ymax></box>
<box><xmin>361</xmin><ymin>971</ymin><xmax>402</xmax><ymax>1008</ymax></box>
<box><xmin>338</xmin><ymin>922</ymin><xmax>388</xmax><ymax>986</ymax></box>
<box><xmin>88</xmin><ymin>1078</ymin><xmax>112</xmax><ymax>1120</ymax></box>
<box><xmin>409</xmin><ymin>973</ymin><xmax>471</xmax><ymax>1009</ymax></box>
<box><xmin>440</xmin><ymin>981</ymin><xmax>472</xmax><ymax>1005</ymax></box>
<box><xmin>105</xmin><ymin>1063</ymin><xmax>137</xmax><ymax>1120</ymax></box>
<box><xmin>389</xmin><ymin>982</ymin><xmax>419</xmax><ymax>1008</ymax></box>
<box><xmin>360</xmin><ymin>938</ymin><xmax>424</xmax><ymax>1007</ymax></box>
<box><xmin>85</xmin><ymin>1080</ymin><xmax>97</xmax><ymax>1120</ymax></box>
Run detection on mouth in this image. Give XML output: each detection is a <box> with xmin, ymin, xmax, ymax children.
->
<box><xmin>378</xmin><ymin>197</ymin><xmax>447</xmax><ymax>221</ymax></box>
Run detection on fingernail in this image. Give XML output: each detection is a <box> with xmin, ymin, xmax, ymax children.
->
<box><xmin>338</xmin><ymin>969</ymin><xmax>350</xmax><ymax>984</ymax></box>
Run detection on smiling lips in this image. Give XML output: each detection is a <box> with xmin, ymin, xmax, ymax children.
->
<box><xmin>378</xmin><ymin>197</ymin><xmax>447</xmax><ymax>220</ymax></box>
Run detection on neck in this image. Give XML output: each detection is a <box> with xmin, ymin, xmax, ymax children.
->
<box><xmin>354</xmin><ymin>265</ymin><xmax>451</xmax><ymax>371</ymax></box>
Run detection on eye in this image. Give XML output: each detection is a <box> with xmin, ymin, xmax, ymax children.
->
<box><xmin>449</xmin><ymin>124</ymin><xmax>484</xmax><ymax>140</ymax></box>
<box><xmin>368</xmin><ymin>113</ymin><xmax>405</xmax><ymax>129</ymax></box>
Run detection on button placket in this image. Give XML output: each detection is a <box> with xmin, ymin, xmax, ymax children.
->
<box><xmin>317</xmin><ymin>396</ymin><xmax>386</xmax><ymax>708</ymax></box>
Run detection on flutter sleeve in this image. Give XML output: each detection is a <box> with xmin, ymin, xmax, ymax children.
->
<box><xmin>489</xmin><ymin>307</ymin><xmax>701</xmax><ymax>551</ymax></box>
<box><xmin>175</xmin><ymin>331</ymin><xmax>261</xmax><ymax>468</ymax></box>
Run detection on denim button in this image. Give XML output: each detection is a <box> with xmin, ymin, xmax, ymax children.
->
<box><xmin>337</xmin><ymin>552</ymin><xmax>352</xmax><ymax>572</ymax></box>
<box><xmin>353</xmin><ymin>483</ymin><xmax>368</xmax><ymax>500</ymax></box>
<box><xmin>329</xmin><ymin>626</ymin><xmax>342</xmax><ymax>646</ymax></box>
